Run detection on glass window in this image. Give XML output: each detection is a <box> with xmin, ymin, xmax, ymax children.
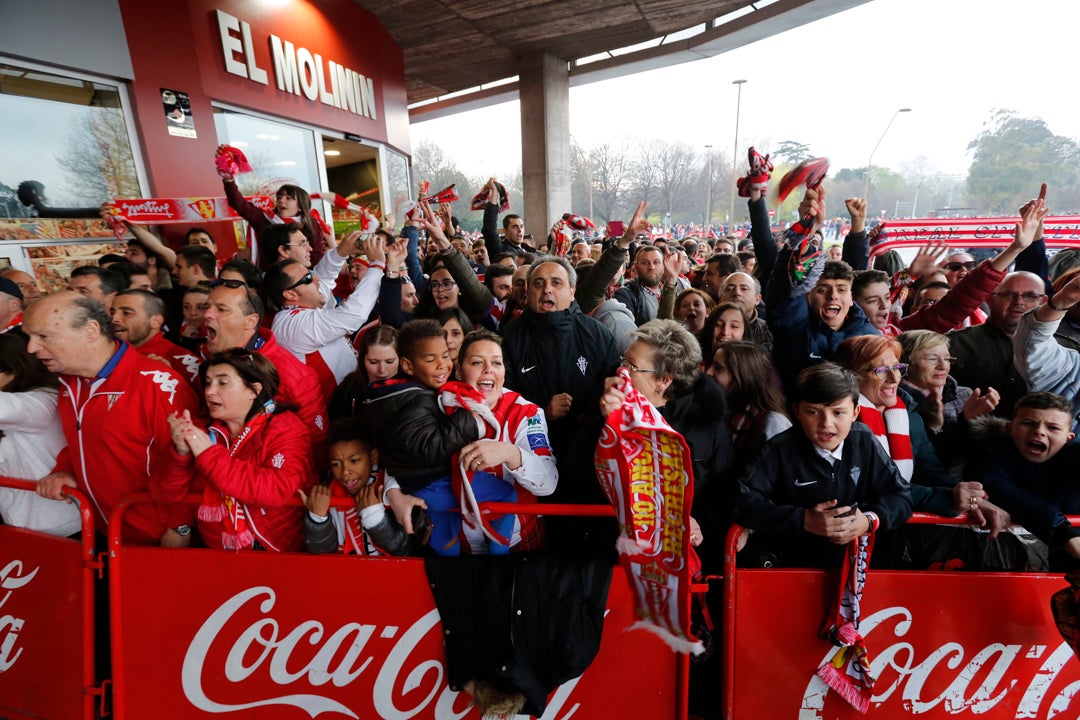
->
<box><xmin>0</xmin><ymin>63</ymin><xmax>140</xmax><ymax>218</ymax></box>
<box><xmin>213</xmin><ymin>108</ymin><xmax>321</xmax><ymax>196</ymax></box>
<box><xmin>384</xmin><ymin>148</ymin><xmax>412</xmax><ymax>220</ymax></box>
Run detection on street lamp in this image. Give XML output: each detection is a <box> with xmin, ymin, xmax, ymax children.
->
<box><xmin>705</xmin><ymin>144</ymin><xmax>713</xmax><ymax>228</ymax></box>
<box><xmin>862</xmin><ymin>107</ymin><xmax>911</xmax><ymax>203</ymax></box>
<box><xmin>728</xmin><ymin>79</ymin><xmax>747</xmax><ymax>230</ymax></box>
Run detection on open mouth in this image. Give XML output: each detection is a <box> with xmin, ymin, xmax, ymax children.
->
<box><xmin>206</xmin><ymin>400</ymin><xmax>224</xmax><ymax>415</ymax></box>
<box><xmin>822</xmin><ymin>304</ymin><xmax>842</xmax><ymax>319</ymax></box>
<box><xmin>540</xmin><ymin>297</ymin><xmax>556</xmax><ymax>310</ymax></box>
<box><xmin>478</xmin><ymin>380</ymin><xmax>496</xmax><ymax>392</ymax></box>
<box><xmin>343</xmin><ymin>477</ymin><xmax>362</xmax><ymax>494</ymax></box>
<box><xmin>1026</xmin><ymin>439</ymin><xmax>1049</xmax><ymax>455</ymax></box>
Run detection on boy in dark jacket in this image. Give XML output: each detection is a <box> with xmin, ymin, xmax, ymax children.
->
<box><xmin>968</xmin><ymin>392</ymin><xmax>1079</xmax><ymax>569</ymax></box>
<box><xmin>736</xmin><ymin>363</ymin><xmax>913</xmax><ymax>567</ymax></box>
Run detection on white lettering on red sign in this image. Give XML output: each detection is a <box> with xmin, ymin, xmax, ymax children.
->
<box><xmin>799</xmin><ymin>606</ymin><xmax>1079</xmax><ymax>717</ymax></box>
<box><xmin>182</xmin><ymin>586</ymin><xmax>585</xmax><ymax>719</ymax></box>
<box><xmin>0</xmin><ymin>560</ymin><xmax>39</xmax><ymax>673</ymax></box>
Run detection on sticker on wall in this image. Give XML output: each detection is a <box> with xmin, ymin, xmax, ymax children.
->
<box><xmin>162</xmin><ymin>88</ymin><xmax>196</xmax><ymax>138</ymax></box>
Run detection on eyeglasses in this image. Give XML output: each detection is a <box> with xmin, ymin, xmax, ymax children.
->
<box><xmin>913</xmin><ymin>354</ymin><xmax>956</xmax><ymax>366</ymax></box>
<box><xmin>429</xmin><ymin>279</ymin><xmax>457</xmax><ymax>291</ymax></box>
<box><xmin>210</xmin><ymin>278</ymin><xmax>247</xmax><ymax>289</ymax></box>
<box><xmin>285</xmin><ymin>239</ymin><xmax>311</xmax><ymax>249</ymax></box>
<box><xmin>991</xmin><ymin>291</ymin><xmax>1045</xmax><ymax>303</ymax></box>
<box><xmin>286</xmin><ymin>271</ymin><xmax>315</xmax><ymax>291</ymax></box>
<box><xmin>620</xmin><ymin>358</ymin><xmax>657</xmax><ymax>374</ymax></box>
<box><xmin>862</xmin><ymin>363</ymin><xmax>908</xmax><ymax>379</ymax></box>
<box><xmin>945</xmin><ymin>261</ymin><xmax>977</xmax><ymax>272</ymax></box>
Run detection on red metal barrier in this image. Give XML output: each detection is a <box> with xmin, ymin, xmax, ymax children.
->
<box><xmin>722</xmin><ymin>516</ymin><xmax>1080</xmax><ymax>719</ymax></box>
<box><xmin>0</xmin><ymin>476</ymin><xmax>100</xmax><ymax>720</ymax></box>
<box><xmin>107</xmin><ymin>493</ymin><xmax>686</xmax><ymax>720</ymax></box>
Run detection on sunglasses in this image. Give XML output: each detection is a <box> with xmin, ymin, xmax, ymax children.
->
<box><xmin>286</xmin><ymin>271</ymin><xmax>314</xmax><ymax>291</ymax></box>
<box><xmin>945</xmin><ymin>261</ymin><xmax>977</xmax><ymax>272</ymax></box>
<box><xmin>210</xmin><ymin>278</ymin><xmax>247</xmax><ymax>289</ymax></box>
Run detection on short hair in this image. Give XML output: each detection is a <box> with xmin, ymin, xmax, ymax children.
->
<box><xmin>262</xmin><ymin>223</ymin><xmax>304</xmax><ymax>262</ymax></box>
<box><xmin>183</xmin><ymin>281</ymin><xmax>213</xmax><ymax>300</ymax></box>
<box><xmin>736</xmin><ymin>250</ymin><xmax>755</xmax><ymax>267</ymax></box>
<box><xmin>98</xmin><ymin>253</ymin><xmax>126</xmax><ymax>266</ymax></box>
<box><xmin>1013</xmin><ymin>391</ymin><xmax>1074</xmax><ymax>417</ymax></box>
<box><xmin>262</xmin><ymin>259</ymin><xmax>302</xmax><ymax>311</ymax></box>
<box><xmin>199</xmin><ymin>349</ymin><xmax>280</xmax><ymax>422</ymax></box>
<box><xmin>177</xmin><ymin>245</ymin><xmax>218</xmax><ymax>279</ymax></box>
<box><xmin>458</xmin><ymin>328</ymin><xmax>502</xmax><ymax>362</ymax></box>
<box><xmin>483</xmin><ymin>264</ymin><xmax>514</xmax><ymax>292</ymax></box>
<box><xmin>917</xmin><ymin>281</ymin><xmax>952</xmax><ymax>296</ymax></box>
<box><xmin>326</xmin><ymin>417</ymin><xmax>374</xmax><ymax>449</ymax></box>
<box><xmin>435</xmin><ymin>306</ymin><xmax>474</xmax><ymax>335</ymax></box>
<box><xmin>71</xmin><ymin>265</ymin><xmax>123</xmax><ymax>296</ymax></box>
<box><xmin>69</xmin><ymin>294</ymin><xmax>115</xmax><ymax>341</ymax></box>
<box><xmin>820</xmin><ymin>260</ymin><xmax>855</xmax><ymax>283</ymax></box>
<box><xmin>675</xmin><ymin>288</ymin><xmax>715</xmax><ymax>315</ymax></box>
<box><xmin>791</xmin><ymin>362</ymin><xmax>859</xmax><ymax>406</ymax></box>
<box><xmin>219</xmin><ymin>258</ymin><xmax>262</xmax><ymax>292</ymax></box>
<box><xmin>502</xmin><ymin>213</ymin><xmax>522</xmax><ymax>230</ymax></box>
<box><xmin>109</xmin><ymin>261</ymin><xmax>152</xmax><ymax>289</ymax></box>
<box><xmin>527</xmin><ymin>255</ymin><xmax>577</xmax><ymax>288</ymax></box>
<box><xmin>897</xmin><ymin>330</ymin><xmax>950</xmax><ymax>362</ymax></box>
<box><xmin>873</xmin><ymin>250</ymin><xmax>904</xmax><ymax>276</ymax></box>
<box><xmin>491</xmin><ymin>251</ymin><xmax>516</xmax><ymax>266</ymax></box>
<box><xmin>397</xmin><ymin>319</ymin><xmax>446</xmax><ymax>363</ymax></box>
<box><xmin>836</xmin><ymin>334</ymin><xmax>903</xmax><ymax>373</ymax></box>
<box><xmin>126</xmin><ymin>236</ymin><xmax>158</xmax><ymax>262</ymax></box>
<box><xmin>0</xmin><ymin>334</ymin><xmax>57</xmax><ymax>392</ymax></box>
<box><xmin>706</xmin><ymin>253</ymin><xmax>741</xmax><ymax>276</ymax></box>
<box><xmin>212</xmin><ymin>281</ymin><xmax>265</xmax><ymax>320</ymax></box>
<box><xmin>629</xmin><ymin>319</ymin><xmax>702</xmax><ymax>398</ymax></box>
<box><xmin>633</xmin><ymin>245</ymin><xmax>663</xmax><ymax>263</ymax></box>
<box><xmin>115</xmin><ymin>288</ymin><xmax>166</xmax><ymax>319</ymax></box>
<box><xmin>184</xmin><ymin>227</ymin><xmax>216</xmax><ymax>246</ymax></box>
<box><xmin>852</xmin><ymin>269</ymin><xmax>891</xmax><ymax>297</ymax></box>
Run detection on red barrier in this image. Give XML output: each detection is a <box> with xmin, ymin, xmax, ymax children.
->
<box><xmin>0</xmin><ymin>477</ymin><xmax>100</xmax><ymax>720</ymax></box>
<box><xmin>107</xmin><ymin>494</ymin><xmax>684</xmax><ymax>720</ymax></box>
<box><xmin>722</xmin><ymin>517</ymin><xmax>1080</xmax><ymax>719</ymax></box>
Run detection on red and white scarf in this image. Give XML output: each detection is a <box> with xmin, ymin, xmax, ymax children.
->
<box><xmin>817</xmin><ymin>533</ymin><xmax>877</xmax><ymax>712</ymax></box>
<box><xmin>594</xmin><ymin>369</ymin><xmax>702</xmax><ymax>655</ymax></box>
<box><xmin>196</xmin><ymin>411</ymin><xmax>270</xmax><ymax>550</ymax></box>
<box><xmin>857</xmin><ymin>395</ymin><xmax>913</xmax><ymax>480</ymax></box>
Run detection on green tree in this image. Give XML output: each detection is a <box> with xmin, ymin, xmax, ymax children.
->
<box><xmin>966</xmin><ymin>110</ymin><xmax>1080</xmax><ymax>214</ymax></box>
<box><xmin>772</xmin><ymin>140</ymin><xmax>812</xmax><ymax>165</ymax></box>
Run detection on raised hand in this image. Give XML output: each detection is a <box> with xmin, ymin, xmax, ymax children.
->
<box><xmin>962</xmin><ymin>387</ymin><xmax>1000</xmax><ymax>420</ymax></box>
<box><xmin>297</xmin><ymin>484</ymin><xmax>332</xmax><ymax>517</ymax></box>
<box><xmin>907</xmin><ymin>239</ymin><xmax>948</xmax><ymax>278</ymax></box>
<box><xmin>844</xmin><ymin>197</ymin><xmax>867</xmax><ymax>233</ymax></box>
<box><xmin>1013</xmin><ymin>194</ymin><xmax>1049</xmax><ymax>250</ymax></box>
<box><xmin>362</xmin><ymin>234</ymin><xmax>387</xmax><ymax>265</ymax></box>
<box><xmin>621</xmin><ymin>201</ymin><xmax>650</xmax><ymax>246</ymax></box>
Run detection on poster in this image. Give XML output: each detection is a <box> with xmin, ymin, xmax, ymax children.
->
<box><xmin>162</xmin><ymin>88</ymin><xmax>196</xmax><ymax>139</ymax></box>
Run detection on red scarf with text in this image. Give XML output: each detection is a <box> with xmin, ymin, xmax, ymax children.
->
<box><xmin>817</xmin><ymin>534</ymin><xmax>877</xmax><ymax>712</ymax></box>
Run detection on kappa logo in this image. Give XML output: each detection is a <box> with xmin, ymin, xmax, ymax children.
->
<box><xmin>179</xmin><ymin>354</ymin><xmax>201</xmax><ymax>381</ymax></box>
<box><xmin>140</xmin><ymin>370</ymin><xmax>178</xmax><ymax>403</ymax></box>
<box><xmin>271</xmin><ymin>453</ymin><xmax>285</xmax><ymax>469</ymax></box>
<box><xmin>315</xmin><ymin>414</ymin><xmax>325</xmax><ymax>430</ymax></box>
<box><xmin>576</xmin><ymin>356</ymin><xmax>588</xmax><ymax>375</ymax></box>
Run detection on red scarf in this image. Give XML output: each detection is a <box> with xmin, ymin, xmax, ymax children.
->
<box><xmin>196</xmin><ymin>411</ymin><xmax>270</xmax><ymax>550</ymax></box>
<box><xmin>817</xmin><ymin>534</ymin><xmax>877</xmax><ymax>712</ymax></box>
<box><xmin>1</xmin><ymin>311</ymin><xmax>22</xmax><ymax>334</ymax></box>
<box><xmin>594</xmin><ymin>369</ymin><xmax>702</xmax><ymax>655</ymax></box>
<box><xmin>726</xmin><ymin>404</ymin><xmax>765</xmax><ymax>456</ymax></box>
<box><xmin>857</xmin><ymin>395</ymin><xmax>913</xmax><ymax>480</ymax></box>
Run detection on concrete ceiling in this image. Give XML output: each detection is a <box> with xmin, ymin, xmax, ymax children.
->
<box><xmin>355</xmin><ymin>0</ymin><xmax>871</xmax><ymax>118</ymax></box>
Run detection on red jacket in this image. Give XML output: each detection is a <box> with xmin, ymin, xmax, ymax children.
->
<box><xmin>252</xmin><ymin>329</ymin><xmax>328</xmax><ymax>453</ymax></box>
<box><xmin>156</xmin><ymin>410</ymin><xmax>315</xmax><ymax>551</ymax></box>
<box><xmin>137</xmin><ymin>331</ymin><xmax>202</xmax><ymax>385</ymax></box>
<box><xmin>53</xmin><ymin>342</ymin><xmax>201</xmax><ymax>544</ymax></box>
<box><xmin>898</xmin><ymin>260</ymin><xmax>1005</xmax><ymax>333</ymax></box>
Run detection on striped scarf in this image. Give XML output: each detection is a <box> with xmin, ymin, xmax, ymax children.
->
<box><xmin>857</xmin><ymin>395</ymin><xmax>913</xmax><ymax>480</ymax></box>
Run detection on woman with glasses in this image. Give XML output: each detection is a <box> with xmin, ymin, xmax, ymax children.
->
<box><xmin>160</xmin><ymin>350</ymin><xmax>315</xmax><ymax>551</ymax></box>
<box><xmin>898</xmin><ymin>330</ymin><xmax>999</xmax><ymax>469</ymax></box>
<box><xmin>0</xmin><ymin>335</ymin><xmax>81</xmax><ymax>536</ymax></box>
<box><xmin>836</xmin><ymin>335</ymin><xmax>1009</xmax><ymax>544</ymax></box>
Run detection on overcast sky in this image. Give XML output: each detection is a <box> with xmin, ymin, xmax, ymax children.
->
<box><xmin>412</xmin><ymin>0</ymin><xmax>1080</xmax><ymax>183</ymax></box>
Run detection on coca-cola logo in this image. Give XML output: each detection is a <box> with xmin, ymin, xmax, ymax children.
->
<box><xmin>182</xmin><ymin>586</ymin><xmax>585</xmax><ymax>719</ymax></box>
<box><xmin>800</xmin><ymin>606</ymin><xmax>1079</xmax><ymax>718</ymax></box>
<box><xmin>0</xmin><ymin>559</ymin><xmax>39</xmax><ymax>673</ymax></box>
<box><xmin>120</xmin><ymin>200</ymin><xmax>175</xmax><ymax>218</ymax></box>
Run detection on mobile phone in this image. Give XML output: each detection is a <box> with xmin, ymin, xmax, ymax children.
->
<box><xmin>837</xmin><ymin>502</ymin><xmax>859</xmax><ymax>518</ymax></box>
<box><xmin>607</xmin><ymin>220</ymin><xmax>625</xmax><ymax>238</ymax></box>
<box><xmin>411</xmin><ymin>506</ymin><xmax>433</xmax><ymax>546</ymax></box>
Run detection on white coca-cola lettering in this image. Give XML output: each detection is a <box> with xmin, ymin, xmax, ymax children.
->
<box><xmin>183</xmin><ymin>585</ymin><xmax>588</xmax><ymax>719</ymax></box>
<box><xmin>800</xmin><ymin>606</ymin><xmax>1078</xmax><ymax>718</ymax></box>
<box><xmin>0</xmin><ymin>560</ymin><xmax>38</xmax><ymax>673</ymax></box>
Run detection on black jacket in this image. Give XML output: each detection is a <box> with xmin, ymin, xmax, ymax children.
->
<box><xmin>736</xmin><ymin>423</ymin><xmax>913</xmax><ymax>567</ymax></box>
<box><xmin>425</xmin><ymin>554</ymin><xmax>613</xmax><ymax>718</ymax></box>
<box><xmin>502</xmin><ymin>303</ymin><xmax>620</xmax><ymax>504</ymax></box>
<box><xmin>357</xmin><ymin>380</ymin><xmax>479</xmax><ymax>492</ymax></box>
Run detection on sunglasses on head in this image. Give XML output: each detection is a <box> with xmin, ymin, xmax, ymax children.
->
<box><xmin>286</xmin><ymin>271</ymin><xmax>314</xmax><ymax>291</ymax></box>
<box><xmin>211</xmin><ymin>278</ymin><xmax>247</xmax><ymax>289</ymax></box>
<box><xmin>945</xmin><ymin>261</ymin><xmax>977</xmax><ymax>272</ymax></box>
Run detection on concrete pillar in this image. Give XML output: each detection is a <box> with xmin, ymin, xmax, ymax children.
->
<box><xmin>518</xmin><ymin>52</ymin><xmax>571</xmax><ymax>238</ymax></box>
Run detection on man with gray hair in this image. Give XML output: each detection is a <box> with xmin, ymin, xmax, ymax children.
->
<box><xmin>26</xmin><ymin>291</ymin><xmax>201</xmax><ymax>546</ymax></box>
<box><xmin>502</xmin><ymin>256</ymin><xmax>620</xmax><ymax>533</ymax></box>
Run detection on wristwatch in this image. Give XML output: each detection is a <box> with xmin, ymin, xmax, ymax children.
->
<box><xmin>173</xmin><ymin>524</ymin><xmax>193</xmax><ymax>537</ymax></box>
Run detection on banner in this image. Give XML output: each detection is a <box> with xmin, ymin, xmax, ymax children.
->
<box><xmin>870</xmin><ymin>215</ymin><xmax>1080</xmax><ymax>256</ymax></box>
<box><xmin>109</xmin><ymin>547</ymin><xmax>678</xmax><ymax>719</ymax></box>
<box><xmin>727</xmin><ymin>568</ymin><xmax>1080</xmax><ymax>719</ymax></box>
<box><xmin>109</xmin><ymin>196</ymin><xmax>275</xmax><ymax>225</ymax></box>
<box><xmin>0</xmin><ymin>527</ymin><xmax>91</xmax><ymax>720</ymax></box>
<box><xmin>594</xmin><ymin>369</ymin><xmax>700</xmax><ymax>655</ymax></box>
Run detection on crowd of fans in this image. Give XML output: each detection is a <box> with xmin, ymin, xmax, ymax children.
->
<box><xmin>3</xmin><ymin>151</ymin><xmax>1080</xmax><ymax>581</ymax></box>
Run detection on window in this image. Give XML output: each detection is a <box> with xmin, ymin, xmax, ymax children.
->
<box><xmin>213</xmin><ymin>108</ymin><xmax>321</xmax><ymax>196</ymax></box>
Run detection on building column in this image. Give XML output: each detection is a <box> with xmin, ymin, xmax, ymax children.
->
<box><xmin>518</xmin><ymin>52</ymin><xmax>571</xmax><ymax>239</ymax></box>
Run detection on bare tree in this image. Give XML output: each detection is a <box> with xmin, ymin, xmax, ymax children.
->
<box><xmin>57</xmin><ymin>108</ymin><xmax>140</xmax><ymax>204</ymax></box>
<box><xmin>653</xmin><ymin>141</ymin><xmax>697</xmax><ymax>218</ymax></box>
<box><xmin>586</xmin><ymin>141</ymin><xmax>631</xmax><ymax>224</ymax></box>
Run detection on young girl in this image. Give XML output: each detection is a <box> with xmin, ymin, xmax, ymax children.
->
<box><xmin>328</xmin><ymin>325</ymin><xmax>399</xmax><ymax>421</ymax></box>
<box><xmin>706</xmin><ymin>341</ymin><xmax>791</xmax><ymax>464</ymax></box>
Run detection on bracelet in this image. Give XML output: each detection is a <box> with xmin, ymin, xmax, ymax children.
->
<box><xmin>368</xmin><ymin>259</ymin><xmax>386</xmax><ymax>271</ymax></box>
<box><xmin>1048</xmin><ymin>296</ymin><xmax>1075</xmax><ymax>313</ymax></box>
<box><xmin>863</xmin><ymin>511</ymin><xmax>880</xmax><ymax>534</ymax></box>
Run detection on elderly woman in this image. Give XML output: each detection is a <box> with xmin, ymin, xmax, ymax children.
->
<box><xmin>600</xmin><ymin>319</ymin><xmax>733</xmax><ymax>570</ymax></box>
<box><xmin>0</xmin><ymin>335</ymin><xmax>81</xmax><ymax>536</ymax></box>
<box><xmin>836</xmin><ymin>335</ymin><xmax>1008</xmax><ymax>536</ymax></box>
<box><xmin>160</xmin><ymin>349</ymin><xmax>315</xmax><ymax>551</ymax></box>
<box><xmin>898</xmin><ymin>329</ymin><xmax>999</xmax><ymax>469</ymax></box>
